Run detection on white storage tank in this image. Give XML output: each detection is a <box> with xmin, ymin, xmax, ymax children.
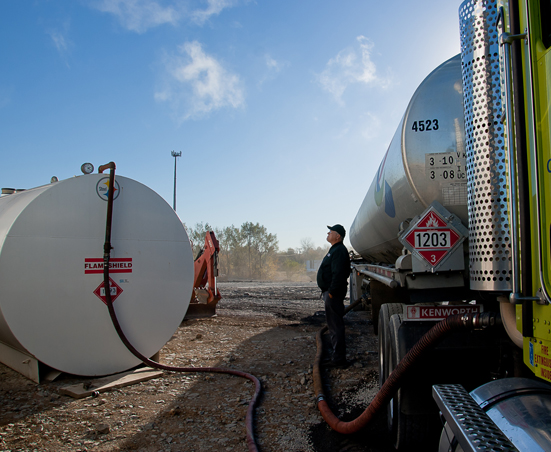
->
<box><xmin>0</xmin><ymin>173</ymin><xmax>194</xmax><ymax>380</ymax></box>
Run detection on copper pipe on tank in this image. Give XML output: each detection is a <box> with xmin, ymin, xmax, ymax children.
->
<box><xmin>313</xmin><ymin>311</ymin><xmax>501</xmax><ymax>434</ymax></box>
<box><xmin>98</xmin><ymin>162</ymin><xmax>116</xmax><ymax>174</ymax></box>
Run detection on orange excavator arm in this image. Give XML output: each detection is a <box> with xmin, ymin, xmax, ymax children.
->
<box><xmin>190</xmin><ymin>231</ymin><xmax>222</xmax><ymax>305</ymax></box>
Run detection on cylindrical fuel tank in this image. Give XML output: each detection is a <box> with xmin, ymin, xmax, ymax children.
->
<box><xmin>350</xmin><ymin>54</ymin><xmax>467</xmax><ymax>263</ymax></box>
<box><xmin>0</xmin><ymin>174</ymin><xmax>194</xmax><ymax>376</ymax></box>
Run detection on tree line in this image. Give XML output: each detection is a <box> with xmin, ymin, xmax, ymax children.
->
<box><xmin>184</xmin><ymin>222</ymin><xmax>329</xmax><ymax>281</ymax></box>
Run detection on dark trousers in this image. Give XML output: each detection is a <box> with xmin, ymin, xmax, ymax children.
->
<box><xmin>323</xmin><ymin>291</ymin><xmax>346</xmax><ymax>361</ymax></box>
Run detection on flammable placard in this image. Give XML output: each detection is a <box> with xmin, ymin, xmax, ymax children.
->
<box><xmin>93</xmin><ymin>278</ymin><xmax>123</xmax><ymax>305</ymax></box>
<box><xmin>401</xmin><ymin>206</ymin><xmax>465</xmax><ymax>269</ymax></box>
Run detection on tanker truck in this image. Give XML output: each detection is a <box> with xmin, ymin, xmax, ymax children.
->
<box><xmin>347</xmin><ymin>0</ymin><xmax>551</xmax><ymax>450</ymax></box>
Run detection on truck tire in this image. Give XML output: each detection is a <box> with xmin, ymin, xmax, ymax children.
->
<box><xmin>371</xmin><ymin>281</ymin><xmax>409</xmax><ymax>335</ymax></box>
<box><xmin>387</xmin><ymin>313</ymin><xmax>431</xmax><ymax>450</ymax></box>
<box><xmin>378</xmin><ymin>303</ymin><xmax>404</xmax><ymax>388</ymax></box>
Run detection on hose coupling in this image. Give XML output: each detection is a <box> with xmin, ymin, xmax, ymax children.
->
<box><xmin>460</xmin><ymin>312</ymin><xmax>501</xmax><ymax>330</ymax></box>
<box><xmin>479</xmin><ymin>312</ymin><xmax>501</xmax><ymax>329</ymax></box>
<box><xmin>316</xmin><ymin>394</ymin><xmax>325</xmax><ymax>404</ymax></box>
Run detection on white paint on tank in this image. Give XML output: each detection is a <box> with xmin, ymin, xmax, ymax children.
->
<box><xmin>0</xmin><ymin>174</ymin><xmax>194</xmax><ymax>376</ymax></box>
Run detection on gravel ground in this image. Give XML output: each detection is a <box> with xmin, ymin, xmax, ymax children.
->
<box><xmin>0</xmin><ymin>281</ymin><xmax>394</xmax><ymax>452</ymax></box>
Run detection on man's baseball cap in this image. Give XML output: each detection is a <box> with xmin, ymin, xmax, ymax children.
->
<box><xmin>327</xmin><ymin>224</ymin><xmax>346</xmax><ymax>238</ymax></box>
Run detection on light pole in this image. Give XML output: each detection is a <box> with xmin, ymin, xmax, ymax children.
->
<box><xmin>171</xmin><ymin>151</ymin><xmax>182</xmax><ymax>211</ymax></box>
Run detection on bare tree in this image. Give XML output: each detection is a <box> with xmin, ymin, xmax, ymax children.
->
<box><xmin>300</xmin><ymin>237</ymin><xmax>315</xmax><ymax>254</ymax></box>
<box><xmin>240</xmin><ymin>222</ymin><xmax>279</xmax><ymax>279</ymax></box>
<box><xmin>188</xmin><ymin>222</ymin><xmax>279</xmax><ymax>280</ymax></box>
<box><xmin>186</xmin><ymin>222</ymin><xmax>214</xmax><ymax>258</ymax></box>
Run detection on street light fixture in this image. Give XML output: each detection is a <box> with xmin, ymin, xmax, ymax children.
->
<box><xmin>171</xmin><ymin>151</ymin><xmax>182</xmax><ymax>211</ymax></box>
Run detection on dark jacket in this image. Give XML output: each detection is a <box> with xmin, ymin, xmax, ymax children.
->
<box><xmin>317</xmin><ymin>241</ymin><xmax>350</xmax><ymax>298</ymax></box>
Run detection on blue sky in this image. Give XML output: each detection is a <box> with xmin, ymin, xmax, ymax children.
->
<box><xmin>1</xmin><ymin>0</ymin><xmax>463</xmax><ymax>250</ymax></box>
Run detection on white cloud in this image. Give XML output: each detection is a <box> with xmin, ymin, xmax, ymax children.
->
<box><xmin>191</xmin><ymin>0</ymin><xmax>238</xmax><ymax>25</ymax></box>
<box><xmin>317</xmin><ymin>36</ymin><xmax>390</xmax><ymax>104</ymax></box>
<box><xmin>90</xmin><ymin>0</ymin><xmax>182</xmax><ymax>33</ymax></box>
<box><xmin>47</xmin><ymin>27</ymin><xmax>73</xmax><ymax>67</ymax></box>
<box><xmin>265</xmin><ymin>54</ymin><xmax>281</xmax><ymax>71</ymax></box>
<box><xmin>257</xmin><ymin>54</ymin><xmax>288</xmax><ymax>87</ymax></box>
<box><xmin>360</xmin><ymin>112</ymin><xmax>383</xmax><ymax>141</ymax></box>
<box><xmin>90</xmin><ymin>0</ymin><xmax>243</xmax><ymax>32</ymax></box>
<box><xmin>49</xmin><ymin>30</ymin><xmax>69</xmax><ymax>54</ymax></box>
<box><xmin>331</xmin><ymin>113</ymin><xmax>381</xmax><ymax>141</ymax></box>
<box><xmin>155</xmin><ymin>41</ymin><xmax>245</xmax><ymax>120</ymax></box>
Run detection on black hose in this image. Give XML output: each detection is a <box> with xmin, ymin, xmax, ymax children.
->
<box><xmin>100</xmin><ymin>163</ymin><xmax>261</xmax><ymax>452</ymax></box>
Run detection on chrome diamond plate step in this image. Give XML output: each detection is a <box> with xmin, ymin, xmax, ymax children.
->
<box><xmin>432</xmin><ymin>384</ymin><xmax>519</xmax><ymax>452</ymax></box>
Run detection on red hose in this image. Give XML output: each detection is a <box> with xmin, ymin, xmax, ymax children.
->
<box><xmin>101</xmin><ymin>164</ymin><xmax>261</xmax><ymax>452</ymax></box>
<box><xmin>314</xmin><ymin>310</ymin><xmax>500</xmax><ymax>434</ymax></box>
<box><xmin>104</xmin><ymin>295</ymin><xmax>262</xmax><ymax>451</ymax></box>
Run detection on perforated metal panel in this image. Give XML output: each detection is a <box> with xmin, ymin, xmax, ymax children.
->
<box><xmin>460</xmin><ymin>0</ymin><xmax>512</xmax><ymax>291</ymax></box>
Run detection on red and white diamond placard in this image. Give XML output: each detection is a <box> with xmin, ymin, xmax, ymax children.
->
<box><xmin>403</xmin><ymin>210</ymin><xmax>461</xmax><ymax>268</ymax></box>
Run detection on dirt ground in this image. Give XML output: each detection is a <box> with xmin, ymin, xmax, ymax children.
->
<box><xmin>0</xmin><ymin>281</ymin><xmax>395</xmax><ymax>452</ymax></box>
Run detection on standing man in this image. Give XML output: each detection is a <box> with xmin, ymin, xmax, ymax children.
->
<box><xmin>317</xmin><ymin>224</ymin><xmax>350</xmax><ymax>367</ymax></box>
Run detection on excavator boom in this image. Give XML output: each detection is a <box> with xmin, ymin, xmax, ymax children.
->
<box><xmin>185</xmin><ymin>231</ymin><xmax>222</xmax><ymax>319</ymax></box>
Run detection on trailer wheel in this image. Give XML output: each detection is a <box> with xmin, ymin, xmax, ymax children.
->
<box><xmin>377</xmin><ymin>303</ymin><xmax>404</xmax><ymax>389</ymax></box>
<box><xmin>387</xmin><ymin>313</ymin><xmax>431</xmax><ymax>450</ymax></box>
<box><xmin>371</xmin><ymin>281</ymin><xmax>409</xmax><ymax>335</ymax></box>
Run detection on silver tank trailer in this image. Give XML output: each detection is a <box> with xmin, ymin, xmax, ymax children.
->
<box><xmin>349</xmin><ymin>54</ymin><xmax>467</xmax><ymax>264</ymax></box>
